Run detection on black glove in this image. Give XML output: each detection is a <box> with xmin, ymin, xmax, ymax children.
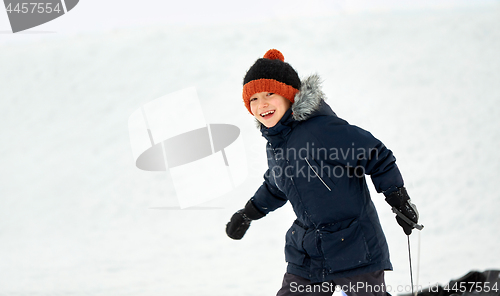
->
<box><xmin>226</xmin><ymin>200</ymin><xmax>266</xmax><ymax>240</ymax></box>
<box><xmin>385</xmin><ymin>187</ymin><xmax>420</xmax><ymax>235</ymax></box>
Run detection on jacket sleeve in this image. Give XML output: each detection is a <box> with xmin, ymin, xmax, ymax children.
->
<box><xmin>313</xmin><ymin>122</ymin><xmax>404</xmax><ymax>193</ymax></box>
<box><xmin>250</xmin><ymin>169</ymin><xmax>288</xmax><ymax>215</ymax></box>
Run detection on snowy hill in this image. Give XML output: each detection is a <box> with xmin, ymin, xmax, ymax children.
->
<box><xmin>1</xmin><ymin>3</ymin><xmax>499</xmax><ymax>295</ymax></box>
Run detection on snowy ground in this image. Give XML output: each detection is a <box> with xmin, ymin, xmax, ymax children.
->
<box><xmin>1</xmin><ymin>3</ymin><xmax>500</xmax><ymax>295</ymax></box>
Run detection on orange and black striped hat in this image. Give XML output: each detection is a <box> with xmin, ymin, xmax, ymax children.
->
<box><xmin>243</xmin><ymin>49</ymin><xmax>301</xmax><ymax>115</ymax></box>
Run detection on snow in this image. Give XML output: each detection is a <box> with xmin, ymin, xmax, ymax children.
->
<box><xmin>1</xmin><ymin>2</ymin><xmax>500</xmax><ymax>295</ymax></box>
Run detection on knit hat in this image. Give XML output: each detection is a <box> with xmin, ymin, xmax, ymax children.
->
<box><xmin>243</xmin><ymin>49</ymin><xmax>301</xmax><ymax>114</ymax></box>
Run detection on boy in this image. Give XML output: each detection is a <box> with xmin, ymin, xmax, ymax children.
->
<box><xmin>226</xmin><ymin>49</ymin><xmax>420</xmax><ymax>296</ymax></box>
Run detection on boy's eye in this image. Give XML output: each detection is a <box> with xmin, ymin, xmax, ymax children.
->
<box><xmin>267</xmin><ymin>93</ymin><xmax>274</xmax><ymax>96</ymax></box>
<box><xmin>250</xmin><ymin>97</ymin><xmax>257</xmax><ymax>102</ymax></box>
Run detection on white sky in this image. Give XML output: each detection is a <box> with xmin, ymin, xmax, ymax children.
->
<box><xmin>0</xmin><ymin>0</ymin><xmax>497</xmax><ymax>43</ymax></box>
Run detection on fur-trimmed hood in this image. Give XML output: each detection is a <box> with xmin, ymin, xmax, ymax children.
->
<box><xmin>291</xmin><ymin>74</ymin><xmax>327</xmax><ymax>121</ymax></box>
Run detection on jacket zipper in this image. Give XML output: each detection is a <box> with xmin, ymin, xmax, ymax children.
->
<box><xmin>272</xmin><ymin>169</ymin><xmax>281</xmax><ymax>191</ymax></box>
<box><xmin>305</xmin><ymin>158</ymin><xmax>331</xmax><ymax>191</ymax></box>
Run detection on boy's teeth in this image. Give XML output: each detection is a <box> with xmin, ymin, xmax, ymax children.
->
<box><xmin>261</xmin><ymin>110</ymin><xmax>275</xmax><ymax>117</ymax></box>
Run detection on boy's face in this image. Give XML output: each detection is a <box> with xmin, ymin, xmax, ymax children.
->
<box><xmin>250</xmin><ymin>92</ymin><xmax>292</xmax><ymax>128</ymax></box>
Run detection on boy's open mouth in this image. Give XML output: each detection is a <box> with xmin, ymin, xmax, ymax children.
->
<box><xmin>260</xmin><ymin>110</ymin><xmax>275</xmax><ymax>118</ymax></box>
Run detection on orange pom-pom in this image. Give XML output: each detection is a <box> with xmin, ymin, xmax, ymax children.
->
<box><xmin>263</xmin><ymin>49</ymin><xmax>284</xmax><ymax>62</ymax></box>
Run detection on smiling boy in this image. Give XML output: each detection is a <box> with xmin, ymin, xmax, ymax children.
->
<box><xmin>226</xmin><ymin>49</ymin><xmax>420</xmax><ymax>296</ymax></box>
<box><xmin>250</xmin><ymin>91</ymin><xmax>291</xmax><ymax>128</ymax></box>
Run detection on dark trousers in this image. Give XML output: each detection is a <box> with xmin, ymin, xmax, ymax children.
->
<box><xmin>276</xmin><ymin>270</ymin><xmax>386</xmax><ymax>296</ymax></box>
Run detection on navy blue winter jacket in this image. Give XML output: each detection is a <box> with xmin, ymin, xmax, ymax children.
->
<box><xmin>250</xmin><ymin>75</ymin><xmax>404</xmax><ymax>283</ymax></box>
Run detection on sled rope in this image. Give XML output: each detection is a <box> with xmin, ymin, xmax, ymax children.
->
<box><xmin>416</xmin><ymin>231</ymin><xmax>421</xmax><ymax>296</ymax></box>
<box><xmin>408</xmin><ymin>235</ymin><xmax>415</xmax><ymax>296</ymax></box>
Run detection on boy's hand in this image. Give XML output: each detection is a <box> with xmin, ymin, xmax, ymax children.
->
<box><xmin>226</xmin><ymin>200</ymin><xmax>266</xmax><ymax>240</ymax></box>
<box><xmin>226</xmin><ymin>210</ymin><xmax>252</xmax><ymax>240</ymax></box>
<box><xmin>384</xmin><ymin>187</ymin><xmax>421</xmax><ymax>235</ymax></box>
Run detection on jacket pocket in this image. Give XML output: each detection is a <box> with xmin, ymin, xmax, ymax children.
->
<box><xmin>284</xmin><ymin>221</ymin><xmax>307</xmax><ymax>266</ymax></box>
<box><xmin>319</xmin><ymin>220</ymin><xmax>371</xmax><ymax>273</ymax></box>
